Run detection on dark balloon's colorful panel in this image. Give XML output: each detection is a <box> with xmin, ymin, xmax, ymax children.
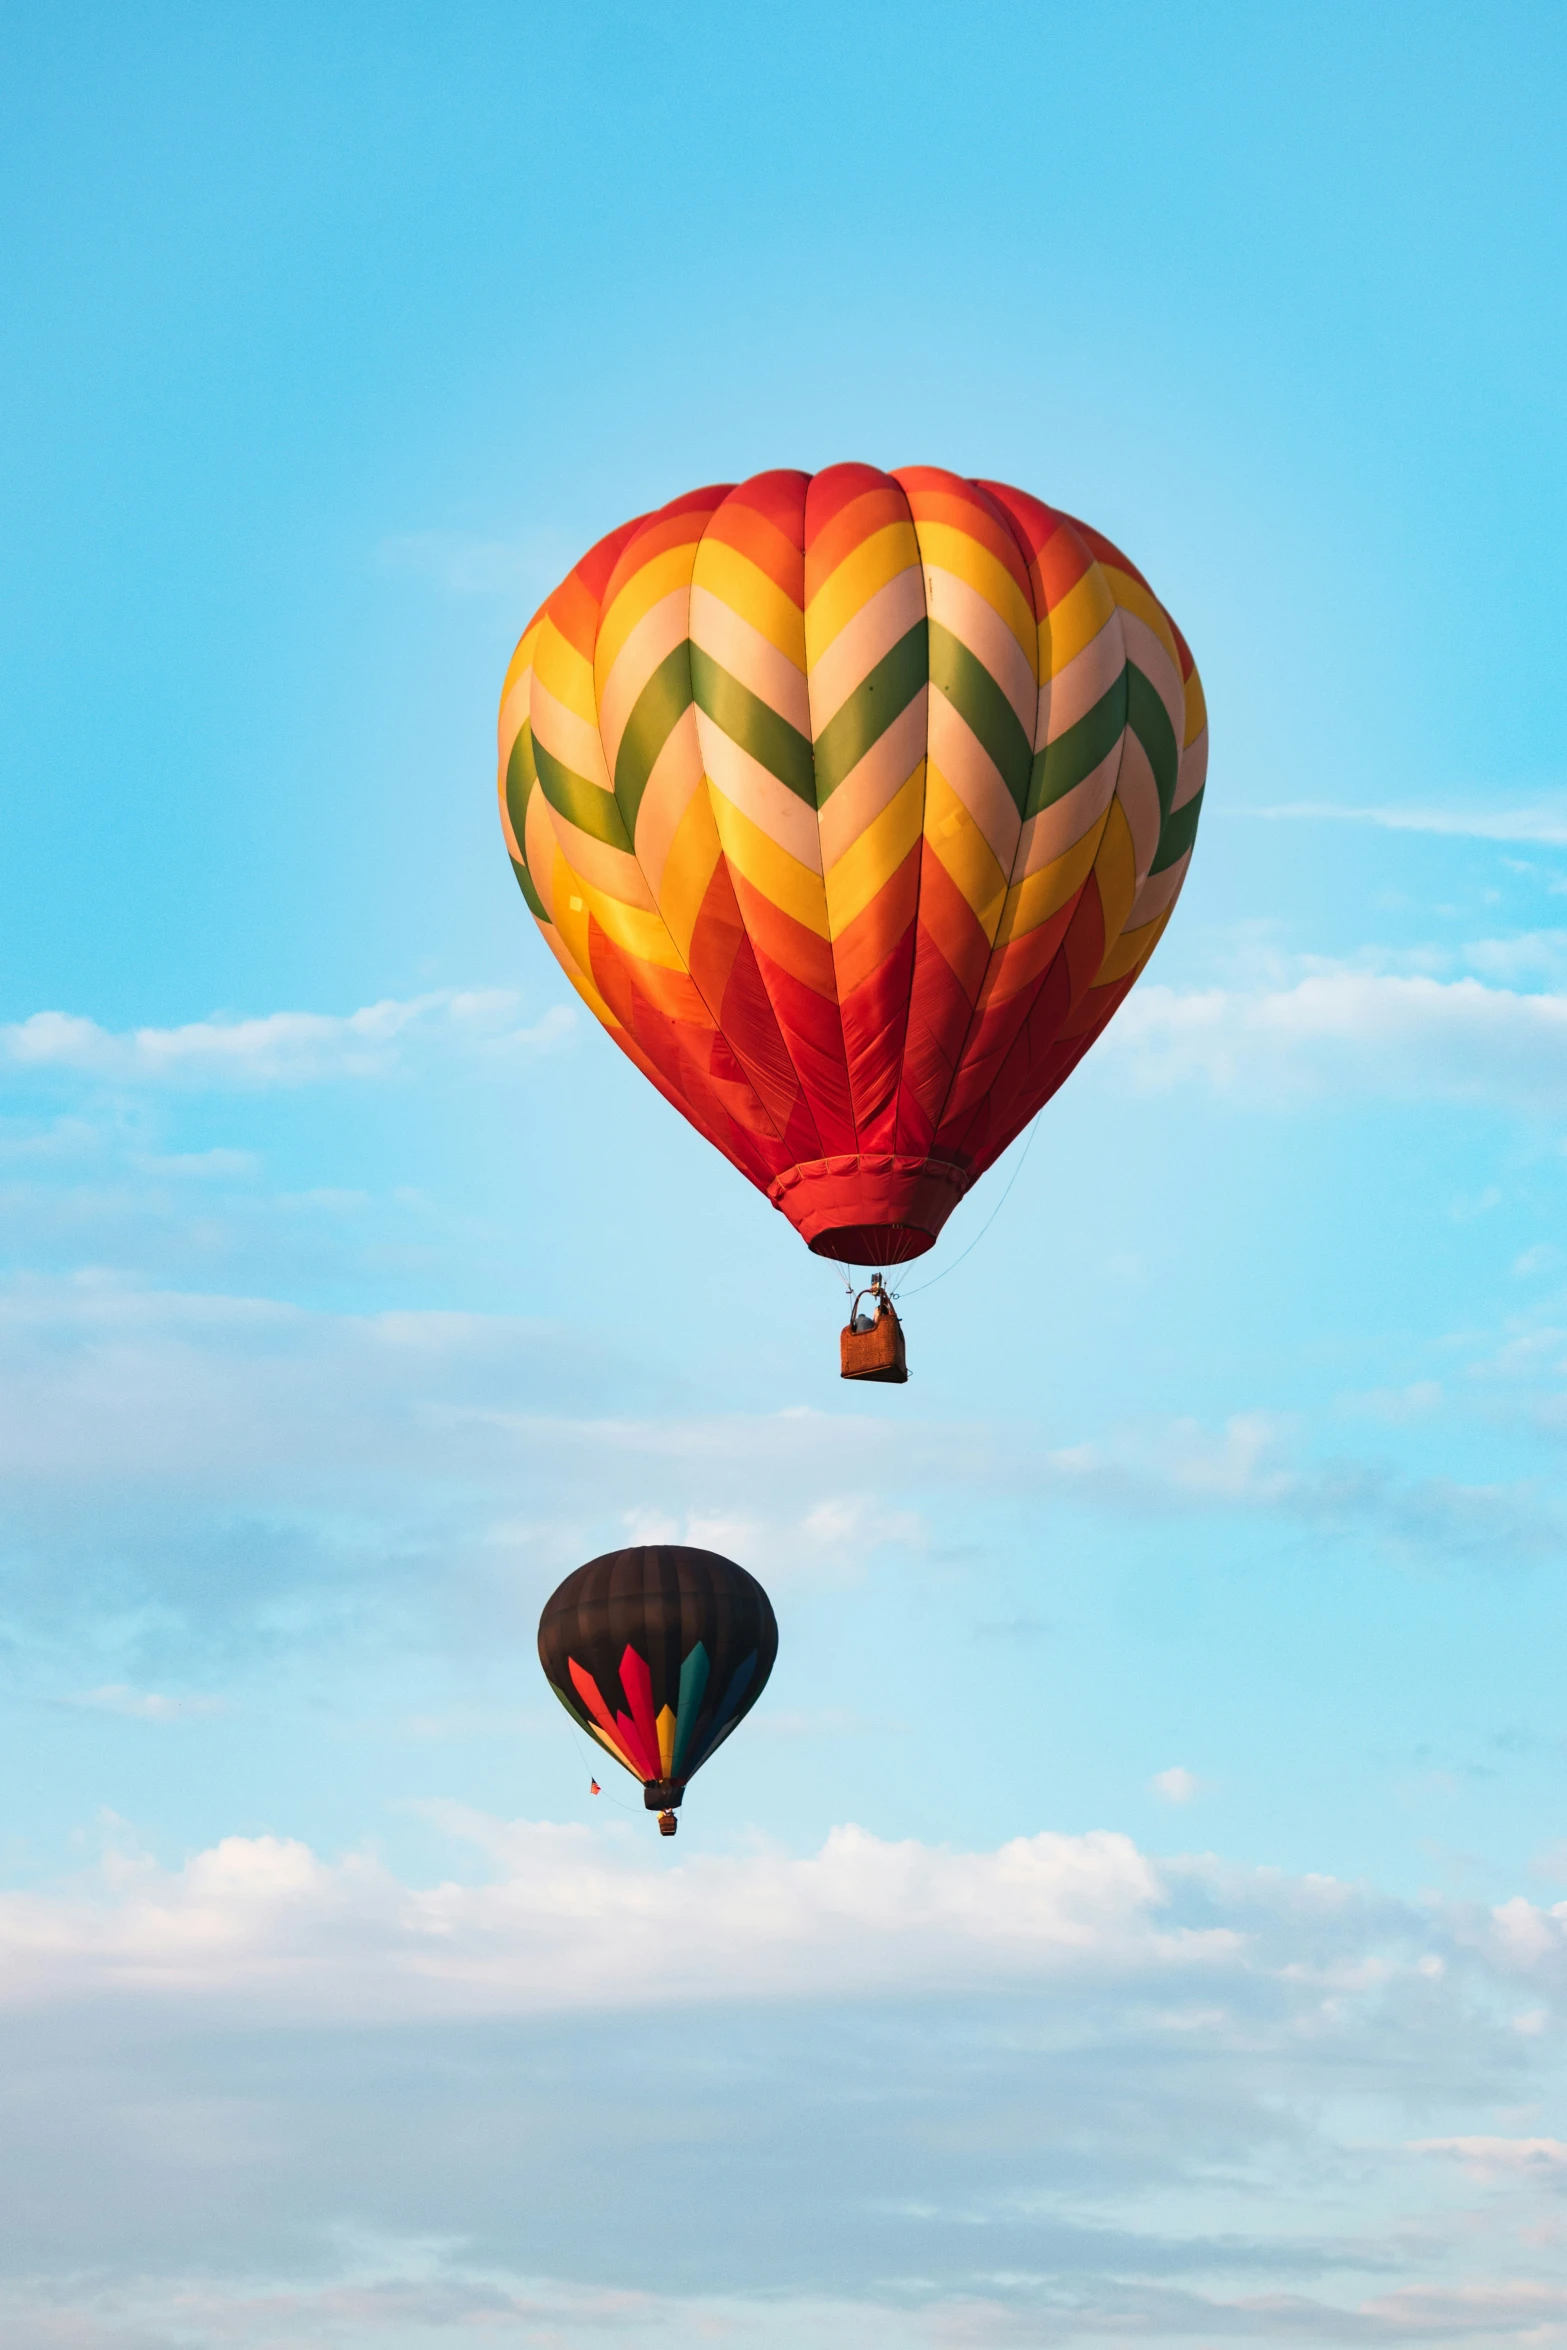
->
<box><xmin>538</xmin><ymin>1546</ymin><xmax>778</xmax><ymax>1792</ymax></box>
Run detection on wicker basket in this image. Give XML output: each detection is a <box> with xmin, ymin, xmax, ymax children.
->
<box><xmin>840</xmin><ymin>1288</ymin><xmax>909</xmax><ymax>1384</ymax></box>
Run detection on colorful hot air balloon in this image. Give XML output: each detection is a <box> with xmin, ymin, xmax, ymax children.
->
<box><xmin>538</xmin><ymin>1545</ymin><xmax>778</xmax><ymax>1834</ymax></box>
<box><xmin>498</xmin><ymin>465</ymin><xmax>1205</xmax><ymax>1267</ymax></box>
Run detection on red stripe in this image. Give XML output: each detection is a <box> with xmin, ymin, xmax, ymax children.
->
<box><xmin>805</xmin><ymin>468</ymin><xmax>908</xmax><ymax>586</ymax></box>
<box><xmin>549</xmin><ymin>519</ymin><xmax>643</xmax><ymax>657</ymax></box>
<box><xmin>567</xmin><ymin>1658</ymin><xmax>640</xmax><ymax>1775</ymax></box>
<box><xmin>703</xmin><ymin>474</ymin><xmax>808</xmax><ymax>600</ymax></box>
<box><xmin>600</xmin><ymin>486</ymin><xmax>731</xmax><ymax>618</ymax></box>
<box><xmin>616</xmin><ymin>1645</ymin><xmax>663</xmax><ymax>1779</ymax></box>
<box><xmin>896</xmin><ymin>469</ymin><xmax>1034</xmax><ymax>604</ymax></box>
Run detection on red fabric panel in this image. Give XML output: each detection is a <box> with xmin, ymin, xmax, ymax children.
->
<box><xmin>617</xmin><ymin>1644</ymin><xmax>663</xmax><ymax>1780</ymax></box>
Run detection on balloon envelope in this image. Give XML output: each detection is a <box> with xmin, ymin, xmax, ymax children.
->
<box><xmin>538</xmin><ymin>1545</ymin><xmax>778</xmax><ymax>1809</ymax></box>
<box><xmin>499</xmin><ymin>465</ymin><xmax>1206</xmax><ymax>1264</ymax></box>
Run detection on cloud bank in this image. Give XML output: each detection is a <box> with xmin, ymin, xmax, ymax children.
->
<box><xmin>0</xmin><ymin>991</ymin><xmax>572</xmax><ymax>1089</ymax></box>
<box><xmin>1</xmin><ymin>1813</ymin><xmax>1565</xmax><ymax>2347</ymax></box>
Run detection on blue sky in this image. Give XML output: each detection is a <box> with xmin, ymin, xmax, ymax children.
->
<box><xmin>5</xmin><ymin>3</ymin><xmax>1567</xmax><ymax>2343</ymax></box>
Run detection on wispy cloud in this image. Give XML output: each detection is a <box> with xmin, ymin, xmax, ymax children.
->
<box><xmin>1412</xmin><ymin>2135</ymin><xmax>1567</xmax><ymax>2181</ymax></box>
<box><xmin>1042</xmin><ymin>1408</ymin><xmax>1563</xmax><ymax>1561</ymax></box>
<box><xmin>67</xmin><ymin>1684</ymin><xmax>226</xmax><ymax>1722</ymax></box>
<box><xmin>0</xmin><ymin>992</ymin><xmax>573</xmax><ymax>1090</ymax></box>
<box><xmin>378</xmin><ymin>527</ymin><xmax>582</xmax><ymax>601</ymax></box>
<box><xmin>0</xmin><ymin>1279</ymin><xmax>1549</xmax><ymax>1701</ymax></box>
<box><xmin>1252</xmin><ymin>801</ymin><xmax>1567</xmax><ymax>846</ymax></box>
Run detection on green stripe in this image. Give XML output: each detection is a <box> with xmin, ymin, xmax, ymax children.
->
<box><xmin>927</xmin><ymin>619</ymin><xmax>1031</xmax><ymax>815</ymax></box>
<box><xmin>812</xmin><ymin>618</ymin><xmax>929</xmax><ymax>805</ymax></box>
<box><xmin>504</xmin><ymin>725</ymin><xmax>537</xmax><ymax>848</ymax></box>
<box><xmin>504</xmin><ymin>728</ymin><xmax>549</xmax><ymax>917</ymax></box>
<box><xmin>1025</xmin><ymin>672</ymin><xmax>1128</xmax><ymax>820</ymax></box>
<box><xmin>1126</xmin><ymin>664</ymin><xmax>1179</xmax><ymax>816</ymax></box>
<box><xmin>531</xmin><ymin>733</ymin><xmax>633</xmax><ymax>852</ymax></box>
<box><xmin>690</xmin><ymin>642</ymin><xmax>815</xmax><ymax>805</ymax></box>
<box><xmin>614</xmin><ymin>645</ymin><xmax>693</xmax><ymax>836</ymax></box>
<box><xmin>1150</xmin><ymin>785</ymin><xmax>1203</xmax><ymax>875</ymax></box>
<box><xmin>510</xmin><ymin>855</ymin><xmax>547</xmax><ymax>921</ymax></box>
<box><xmin>671</xmin><ymin>1641</ymin><xmax>709</xmax><ymax>1779</ymax></box>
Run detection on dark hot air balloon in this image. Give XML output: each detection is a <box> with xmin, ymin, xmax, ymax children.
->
<box><xmin>538</xmin><ymin>1545</ymin><xmax>777</xmax><ymax>1834</ymax></box>
<box><xmin>497</xmin><ymin>465</ymin><xmax>1206</xmax><ymax>1284</ymax></box>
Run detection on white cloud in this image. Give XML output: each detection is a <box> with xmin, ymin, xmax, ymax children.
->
<box><xmin>0</xmin><ymin>992</ymin><xmax>573</xmax><ymax>1090</ymax></box>
<box><xmin>1341</xmin><ymin>1381</ymin><xmax>1444</xmax><ymax>1425</ymax></box>
<box><xmin>1110</xmin><ymin>968</ymin><xmax>1567</xmax><ymax>1111</ymax></box>
<box><xmin>8</xmin><ymin>1802</ymin><xmax>1567</xmax><ymax>2033</ymax></box>
<box><xmin>1</xmin><ymin>1814</ymin><xmax>1566</xmax><ymax>2345</ymax></box>
<box><xmin>1466</xmin><ymin>931</ymin><xmax>1567</xmax><ymax>985</ymax></box>
<box><xmin>617</xmin><ymin>1493</ymin><xmax>918</xmax><ymax>1582</ymax></box>
<box><xmin>0</xmin><ymin>1816</ymin><xmax>1227</xmax><ymax>2020</ymax></box>
<box><xmin>1151</xmin><ymin>1767</ymin><xmax>1199</xmax><ymax>1805</ymax></box>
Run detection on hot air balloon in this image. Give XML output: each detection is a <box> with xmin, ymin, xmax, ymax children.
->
<box><xmin>497</xmin><ymin>465</ymin><xmax>1205</xmax><ymax>1295</ymax></box>
<box><xmin>538</xmin><ymin>1544</ymin><xmax>777</xmax><ymax>1834</ymax></box>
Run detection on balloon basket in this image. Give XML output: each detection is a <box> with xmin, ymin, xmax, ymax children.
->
<box><xmin>644</xmin><ymin>1778</ymin><xmax>685</xmax><ymax>1834</ymax></box>
<box><xmin>840</xmin><ymin>1277</ymin><xmax>908</xmax><ymax>1384</ymax></box>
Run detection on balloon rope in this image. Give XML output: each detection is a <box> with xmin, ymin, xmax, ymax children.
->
<box><xmin>554</xmin><ymin>1708</ymin><xmax>639</xmax><ymax>1814</ymax></box>
<box><xmin>891</xmin><ymin>1117</ymin><xmax>1041</xmax><ymax>1302</ymax></box>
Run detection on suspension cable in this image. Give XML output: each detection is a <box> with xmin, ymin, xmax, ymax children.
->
<box><xmin>890</xmin><ymin>1117</ymin><xmax>1041</xmax><ymax>1302</ymax></box>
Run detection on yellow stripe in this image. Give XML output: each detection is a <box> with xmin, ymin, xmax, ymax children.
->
<box><xmin>692</xmin><ymin>540</ymin><xmax>807</xmax><ymax>668</ymax></box>
<box><xmin>914</xmin><ymin>520</ymin><xmax>1035</xmax><ymax>662</ymax></box>
<box><xmin>586</xmin><ymin>1718</ymin><xmax>642</xmax><ymax>1779</ymax></box>
<box><xmin>926</xmin><ymin>763</ymin><xmax>1008</xmax><ymax>937</ymax></box>
<box><xmin>709</xmin><ymin>786</ymin><xmax>831</xmax><ymax>938</ymax></box>
<box><xmin>1097</xmin><ymin>905</ymin><xmax>1170</xmax><ymax>986</ymax></box>
<box><xmin>1102</xmin><ymin>567</ymin><xmax>1180</xmax><ymax>672</ymax></box>
<box><xmin>824</xmin><ymin>762</ymin><xmax>924</xmax><ymax>931</ymax></box>
<box><xmin>656</xmin><ymin>1705</ymin><xmax>677</xmax><ymax>1776</ymax></box>
<box><xmin>523</xmin><ymin>781</ymin><xmax>560</xmax><ymax>923</ymax></box>
<box><xmin>499</xmin><ymin>616</ymin><xmax>542</xmax><ymax>710</ymax></box>
<box><xmin>531</xmin><ymin>908</ymin><xmax>605</xmax><ymax>1018</ymax></box>
<box><xmin>657</xmin><ymin>787</ymin><xmax>724</xmax><ymax>959</ymax></box>
<box><xmin>498</xmin><ymin>673</ymin><xmax>532</xmax><ymax>766</ymax></box>
<box><xmin>596</xmin><ymin>542</ymin><xmax>697</xmax><ymax>700</ymax></box>
<box><xmin>546</xmin><ymin>842</ymin><xmax>595</xmax><ymax>978</ymax></box>
<box><xmin>1090</xmin><ymin>794</ymin><xmax>1138</xmax><ymax>947</ymax></box>
<box><xmin>806</xmin><ymin>522</ymin><xmax>920</xmax><ymax>653</ymax></box>
<box><xmin>532</xmin><ymin>614</ymin><xmax>600</xmax><ymax>731</ymax></box>
<box><xmin>571</xmin><ymin>885</ymin><xmax>685</xmax><ymax>972</ymax></box>
<box><xmin>1182</xmin><ymin>668</ymin><xmax>1208</xmax><ymax>748</ymax></box>
<box><xmin>1040</xmin><ymin>567</ymin><xmax>1117</xmax><ymax>677</ymax></box>
<box><xmin>994</xmin><ymin>812</ymin><xmax>1107</xmax><ymax>945</ymax></box>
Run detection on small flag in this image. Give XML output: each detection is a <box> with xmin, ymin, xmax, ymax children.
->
<box><xmin>590</xmin><ymin>1779</ymin><xmax>601</xmax><ymax>1795</ymax></box>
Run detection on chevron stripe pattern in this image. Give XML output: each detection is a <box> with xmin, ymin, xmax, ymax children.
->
<box><xmin>498</xmin><ymin>465</ymin><xmax>1207</xmax><ymax>1265</ymax></box>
